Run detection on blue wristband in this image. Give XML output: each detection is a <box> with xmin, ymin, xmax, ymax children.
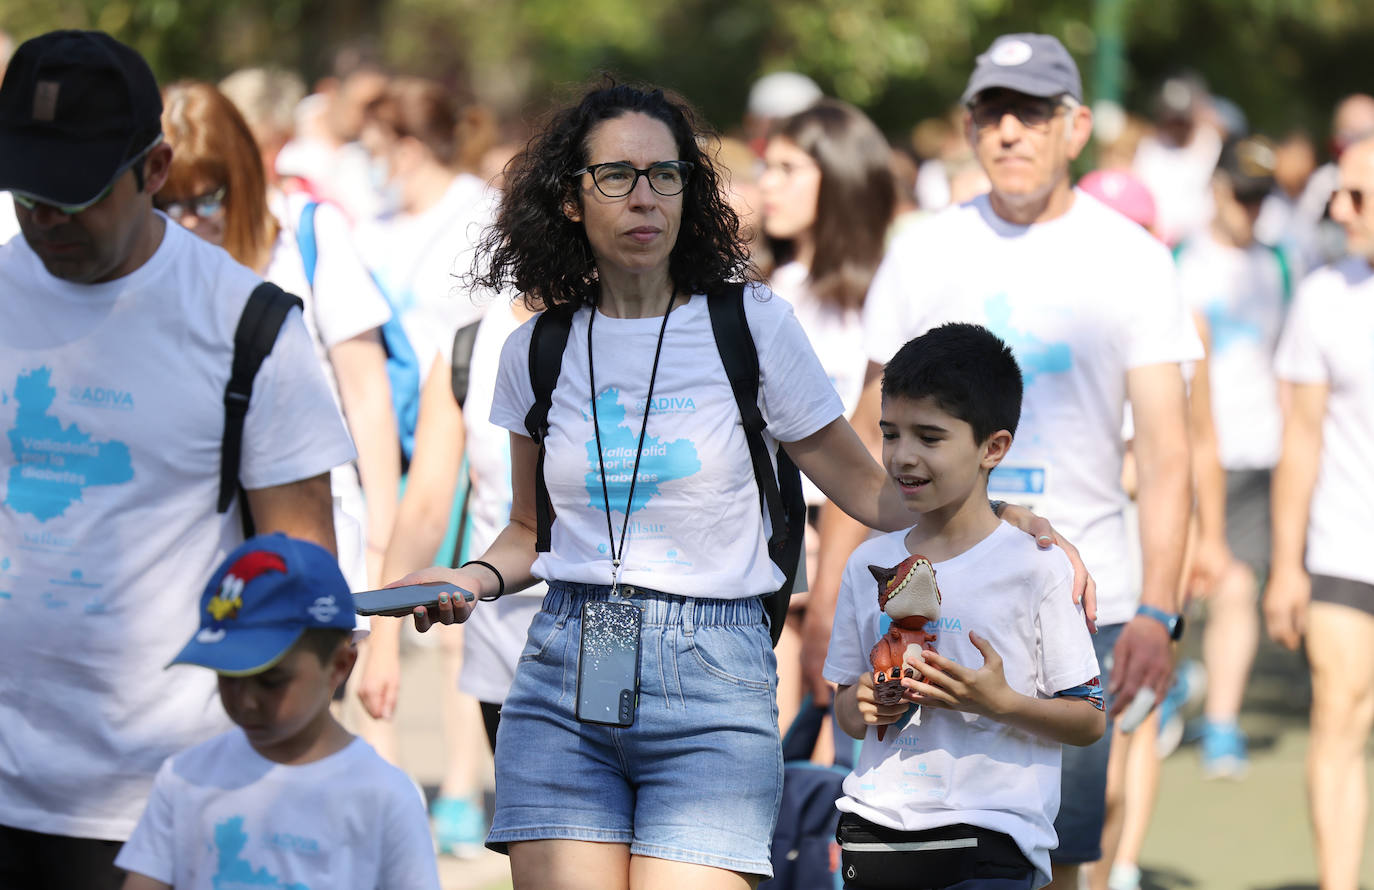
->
<box><xmin>1135</xmin><ymin>604</ymin><xmax>1183</xmax><ymax>641</ymax></box>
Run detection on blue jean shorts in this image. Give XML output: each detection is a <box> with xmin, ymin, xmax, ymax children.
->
<box><xmin>486</xmin><ymin>581</ymin><xmax>784</xmax><ymax>877</ymax></box>
<box><xmin>1051</xmin><ymin>621</ymin><xmax>1123</xmax><ymax>864</ymax></box>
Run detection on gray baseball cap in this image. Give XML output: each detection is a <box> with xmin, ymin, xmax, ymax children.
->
<box><xmin>961</xmin><ymin>33</ymin><xmax>1082</xmax><ymax>106</ymax></box>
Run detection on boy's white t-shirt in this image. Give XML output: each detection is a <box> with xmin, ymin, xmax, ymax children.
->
<box><xmin>490</xmin><ymin>288</ymin><xmax>843</xmax><ymax>598</ymax></box>
<box><xmin>1274</xmin><ymin>257</ymin><xmax>1374</xmax><ymax>585</ymax></box>
<box><xmin>115</xmin><ymin>732</ymin><xmax>440</xmax><ymax>890</ymax></box>
<box><xmin>862</xmin><ymin>191</ymin><xmax>1203</xmax><ymax>626</ymax></box>
<box><xmin>823</xmin><ymin>523</ymin><xmax>1099</xmax><ymax>888</ymax></box>
<box><xmin>0</xmin><ymin>221</ymin><xmax>356</xmax><ymax>840</ymax></box>
<box><xmin>440</xmin><ymin>303</ymin><xmax>546</xmax><ymax>703</ymax></box>
<box><xmin>1176</xmin><ymin>235</ymin><xmax>1290</xmax><ymax>470</ymax></box>
<box><xmin>357</xmin><ymin>173</ymin><xmax>497</xmax><ymax>383</ymax></box>
<box><xmin>769</xmin><ymin>261</ymin><xmax>867</xmax><ymax>506</ymax></box>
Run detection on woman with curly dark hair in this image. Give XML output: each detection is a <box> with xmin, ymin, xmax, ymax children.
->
<box><xmin>387</xmin><ymin>82</ymin><xmax>1071</xmax><ymax>890</ymax></box>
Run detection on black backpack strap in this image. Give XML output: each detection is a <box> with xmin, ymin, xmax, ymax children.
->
<box><xmin>524</xmin><ymin>308</ymin><xmax>574</xmax><ymax>553</ymax></box>
<box><xmin>450</xmin><ymin>319</ymin><xmax>482</xmax><ymax>410</ymax></box>
<box><xmin>220</xmin><ymin>282</ymin><xmax>305</xmax><ymax>537</ymax></box>
<box><xmin>708</xmin><ymin>284</ymin><xmax>805</xmax><ymax>645</ymax></box>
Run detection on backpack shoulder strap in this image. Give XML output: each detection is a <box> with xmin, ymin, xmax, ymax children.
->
<box><xmin>450</xmin><ymin>319</ymin><xmax>482</xmax><ymax>410</ymax></box>
<box><xmin>707</xmin><ymin>284</ymin><xmax>805</xmax><ymax>646</ymax></box>
<box><xmin>524</xmin><ymin>308</ymin><xmax>574</xmax><ymax>553</ymax></box>
<box><xmin>1268</xmin><ymin>243</ymin><xmax>1293</xmax><ymax>304</ymax></box>
<box><xmin>297</xmin><ymin>201</ymin><xmax>320</xmax><ymax>290</ymax></box>
<box><xmin>221</xmin><ymin>282</ymin><xmax>305</xmax><ymax>536</ymax></box>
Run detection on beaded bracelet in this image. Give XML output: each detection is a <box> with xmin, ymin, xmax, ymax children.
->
<box><xmin>461</xmin><ymin>560</ymin><xmax>505</xmax><ymax>601</ymax></box>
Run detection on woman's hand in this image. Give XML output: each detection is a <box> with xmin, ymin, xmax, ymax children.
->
<box><xmin>357</xmin><ymin>626</ymin><xmax>402</xmax><ymax>721</ymax></box>
<box><xmin>1263</xmin><ymin>565</ymin><xmax>1311</xmax><ymax>651</ymax></box>
<box><xmin>1000</xmin><ymin>503</ymin><xmax>1098</xmax><ymax>633</ymax></box>
<box><xmin>388</xmin><ymin>567</ymin><xmax>482</xmax><ymax>632</ymax></box>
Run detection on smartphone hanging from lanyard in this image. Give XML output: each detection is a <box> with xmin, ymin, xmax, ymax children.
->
<box><xmin>576</xmin><ymin>599</ymin><xmax>642</xmax><ymax>726</ymax></box>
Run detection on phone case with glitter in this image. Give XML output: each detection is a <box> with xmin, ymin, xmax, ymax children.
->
<box><xmin>576</xmin><ymin>599</ymin><xmax>642</xmax><ymax>727</ymax></box>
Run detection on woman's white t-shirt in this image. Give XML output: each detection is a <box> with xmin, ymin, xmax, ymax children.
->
<box><xmin>489</xmin><ymin>287</ymin><xmax>843</xmax><ymax>599</ymax></box>
<box><xmin>769</xmin><ymin>261</ymin><xmax>867</xmax><ymax>506</ymax></box>
<box><xmin>440</xmin><ymin>303</ymin><xmax>546</xmax><ymax>703</ymax></box>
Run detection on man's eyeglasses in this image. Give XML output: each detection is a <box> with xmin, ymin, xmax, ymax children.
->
<box><xmin>571</xmin><ymin>161</ymin><xmax>693</xmax><ymax>198</ymax></box>
<box><xmin>969</xmin><ymin>95</ymin><xmax>1070</xmax><ymax>132</ymax></box>
<box><xmin>11</xmin><ymin>135</ymin><xmax>162</xmax><ymax>216</ymax></box>
<box><xmin>1335</xmin><ymin>186</ymin><xmax>1365</xmax><ymax>213</ymax></box>
<box><xmin>156</xmin><ymin>186</ymin><xmax>227</xmax><ymax>221</ymax></box>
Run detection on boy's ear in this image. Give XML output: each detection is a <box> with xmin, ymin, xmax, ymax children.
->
<box><xmin>980</xmin><ymin>429</ymin><xmax>1013</xmax><ymax>469</ymax></box>
<box><xmin>330</xmin><ymin>638</ymin><xmax>358</xmax><ymax>687</ymax></box>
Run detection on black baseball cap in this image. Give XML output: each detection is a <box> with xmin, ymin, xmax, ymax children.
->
<box><xmin>0</xmin><ymin>30</ymin><xmax>163</xmax><ymax>207</ymax></box>
<box><xmin>962</xmin><ymin>33</ymin><xmax>1083</xmax><ymax>106</ymax></box>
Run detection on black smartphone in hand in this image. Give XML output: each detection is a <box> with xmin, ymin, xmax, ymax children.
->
<box><xmin>353</xmin><ymin>581</ymin><xmax>472</xmax><ymax>617</ymax></box>
<box><xmin>576</xmin><ymin>600</ymin><xmax>642</xmax><ymax>727</ymax></box>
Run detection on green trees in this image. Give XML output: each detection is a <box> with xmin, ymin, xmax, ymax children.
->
<box><xmin>3</xmin><ymin>0</ymin><xmax>1369</xmax><ymax>141</ymax></box>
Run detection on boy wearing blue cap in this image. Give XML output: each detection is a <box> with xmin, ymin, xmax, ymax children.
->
<box><xmin>115</xmin><ymin>534</ymin><xmax>439</xmax><ymax>890</ymax></box>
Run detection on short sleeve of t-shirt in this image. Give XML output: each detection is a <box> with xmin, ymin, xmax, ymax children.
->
<box><xmin>113</xmin><ymin>758</ymin><xmax>177</xmax><ymax>883</ymax></box>
<box><xmin>862</xmin><ymin>224</ymin><xmax>930</xmax><ymax>365</ymax></box>
<box><xmin>1274</xmin><ymin>271</ymin><xmax>1331</xmax><ymax>384</ymax></box>
<box><xmin>1034</xmin><ymin>557</ymin><xmax>1099</xmax><ymax>696</ymax></box>
<box><xmin>748</xmin><ymin>284</ymin><xmax>846</xmax><ymax>442</ymax></box>
<box><xmin>306</xmin><ymin>201</ymin><xmax>394</xmax><ymax>349</ymax></box>
<box><xmin>1117</xmin><ymin>234</ymin><xmax>1203</xmax><ymax>370</ymax></box>
<box><xmin>489</xmin><ymin>314</ymin><xmax>537</xmax><ymax>437</ymax></box>
<box><xmin>239</xmin><ymin>306</ymin><xmax>357</xmax><ymax>490</ymax></box>
<box><xmin>381</xmin><ymin>774</ymin><xmax>445</xmax><ymax>888</ymax></box>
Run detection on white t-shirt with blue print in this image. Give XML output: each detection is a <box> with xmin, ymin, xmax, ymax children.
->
<box><xmin>823</xmin><ymin>522</ymin><xmax>1099</xmax><ymax>889</ymax></box>
<box><xmin>0</xmin><ymin>221</ymin><xmax>356</xmax><ymax>840</ymax></box>
<box><xmin>862</xmin><ymin>190</ymin><xmax>1204</xmax><ymax>626</ymax></box>
<box><xmin>490</xmin><ymin>287</ymin><xmax>843</xmax><ymax>599</ymax></box>
<box><xmin>116</xmin><ymin>732</ymin><xmax>440</xmax><ymax>890</ymax></box>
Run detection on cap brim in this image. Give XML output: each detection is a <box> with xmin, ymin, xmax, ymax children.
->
<box><xmin>0</xmin><ymin>127</ymin><xmax>128</xmax><ymax>207</ymax></box>
<box><xmin>962</xmin><ymin>71</ymin><xmax>1079</xmax><ymax>106</ymax></box>
<box><xmin>169</xmin><ymin>626</ymin><xmax>305</xmax><ymax>677</ymax></box>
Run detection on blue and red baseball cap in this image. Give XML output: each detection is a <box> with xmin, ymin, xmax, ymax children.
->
<box><xmin>170</xmin><ymin>533</ymin><xmax>354</xmax><ymax>676</ymax></box>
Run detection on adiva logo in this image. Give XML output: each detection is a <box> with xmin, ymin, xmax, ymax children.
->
<box><xmin>634</xmin><ymin>395</ymin><xmax>697</xmax><ymax>415</ymax></box>
<box><xmin>925</xmin><ymin>617</ymin><xmax>963</xmax><ymax>632</ymax></box>
<box><xmin>68</xmin><ymin>385</ymin><xmax>135</xmax><ymax>411</ymax></box>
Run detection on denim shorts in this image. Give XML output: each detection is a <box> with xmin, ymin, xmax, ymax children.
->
<box><xmin>486</xmin><ymin>581</ymin><xmax>784</xmax><ymax>877</ymax></box>
<box><xmin>1051</xmin><ymin>621</ymin><xmax>1123</xmax><ymax>863</ymax></box>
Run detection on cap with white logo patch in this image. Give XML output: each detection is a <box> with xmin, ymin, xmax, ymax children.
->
<box><xmin>962</xmin><ymin>33</ymin><xmax>1083</xmax><ymax>106</ymax></box>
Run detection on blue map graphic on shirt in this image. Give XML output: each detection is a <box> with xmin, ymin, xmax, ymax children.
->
<box><xmin>1203</xmin><ymin>299</ymin><xmax>1262</xmax><ymax>352</ymax></box>
<box><xmin>585</xmin><ymin>388</ymin><xmax>700</xmax><ymax>515</ymax></box>
<box><xmin>212</xmin><ymin>817</ymin><xmax>309</xmax><ymax>890</ymax></box>
<box><xmin>983</xmin><ymin>294</ymin><xmax>1073</xmax><ymax>385</ymax></box>
<box><xmin>5</xmin><ymin>368</ymin><xmax>134</xmax><ymax>521</ymax></box>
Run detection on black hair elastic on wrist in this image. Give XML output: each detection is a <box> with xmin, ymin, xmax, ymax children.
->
<box><xmin>461</xmin><ymin>560</ymin><xmax>505</xmax><ymax>601</ymax></box>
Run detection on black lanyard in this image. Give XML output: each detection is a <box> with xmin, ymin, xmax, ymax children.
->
<box><xmin>587</xmin><ymin>291</ymin><xmax>677</xmax><ymax>592</ymax></box>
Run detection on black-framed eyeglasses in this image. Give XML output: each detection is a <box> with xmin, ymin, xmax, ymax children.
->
<box><xmin>156</xmin><ymin>186</ymin><xmax>228</xmax><ymax>221</ymax></box>
<box><xmin>968</xmin><ymin>95</ymin><xmax>1070</xmax><ymax>132</ymax></box>
<box><xmin>12</xmin><ymin>135</ymin><xmax>164</xmax><ymax>216</ymax></box>
<box><xmin>571</xmin><ymin>161</ymin><xmax>693</xmax><ymax>198</ymax></box>
<box><xmin>1335</xmin><ymin>186</ymin><xmax>1365</xmax><ymax>213</ymax></box>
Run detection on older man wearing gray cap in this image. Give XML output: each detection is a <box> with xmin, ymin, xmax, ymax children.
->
<box><xmin>809</xmin><ymin>33</ymin><xmax>1202</xmax><ymax>889</ymax></box>
<box><xmin>0</xmin><ymin>30</ymin><xmax>355</xmax><ymax>888</ymax></box>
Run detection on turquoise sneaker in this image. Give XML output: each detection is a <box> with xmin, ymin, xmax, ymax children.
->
<box><xmin>431</xmin><ymin>795</ymin><xmax>486</xmax><ymax>858</ymax></box>
<box><xmin>1201</xmin><ymin>722</ymin><xmax>1249</xmax><ymax>780</ymax></box>
<box><xmin>1155</xmin><ymin>659</ymin><xmax>1206</xmax><ymax>759</ymax></box>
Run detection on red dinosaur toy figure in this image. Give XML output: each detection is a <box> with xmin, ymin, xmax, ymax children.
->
<box><xmin>868</xmin><ymin>554</ymin><xmax>942</xmax><ymax>740</ymax></box>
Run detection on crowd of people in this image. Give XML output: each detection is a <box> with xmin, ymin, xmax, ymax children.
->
<box><xmin>0</xmin><ymin>23</ymin><xmax>1371</xmax><ymax>890</ymax></box>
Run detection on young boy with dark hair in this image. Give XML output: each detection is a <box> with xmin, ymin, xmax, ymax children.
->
<box><xmin>825</xmin><ymin>323</ymin><xmax>1105</xmax><ymax>889</ymax></box>
<box><xmin>116</xmin><ymin>534</ymin><xmax>440</xmax><ymax>890</ymax></box>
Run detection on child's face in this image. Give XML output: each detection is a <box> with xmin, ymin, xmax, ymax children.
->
<box><xmin>879</xmin><ymin>395</ymin><xmax>1008</xmax><ymax>515</ymax></box>
<box><xmin>217</xmin><ymin>639</ymin><xmax>353</xmax><ymax>760</ymax></box>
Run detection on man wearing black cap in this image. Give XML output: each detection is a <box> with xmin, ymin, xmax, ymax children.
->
<box><xmin>0</xmin><ymin>31</ymin><xmax>356</xmax><ymax>887</ymax></box>
<box><xmin>809</xmin><ymin>33</ymin><xmax>1202</xmax><ymax>889</ymax></box>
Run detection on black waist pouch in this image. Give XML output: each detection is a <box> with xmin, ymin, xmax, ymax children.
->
<box><xmin>836</xmin><ymin>812</ymin><xmax>1033</xmax><ymax>890</ymax></box>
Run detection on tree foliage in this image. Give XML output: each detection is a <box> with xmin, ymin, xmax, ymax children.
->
<box><xmin>1</xmin><ymin>0</ymin><xmax>1370</xmax><ymax>144</ymax></box>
